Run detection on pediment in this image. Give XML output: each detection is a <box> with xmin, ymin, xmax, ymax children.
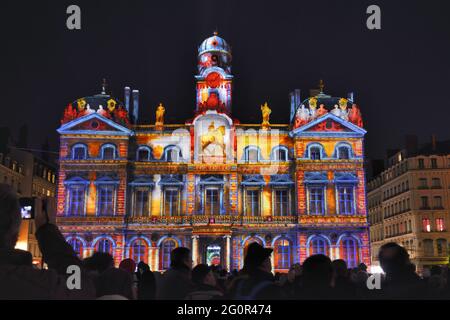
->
<box><xmin>57</xmin><ymin>113</ymin><xmax>132</xmax><ymax>136</ymax></box>
<box><xmin>290</xmin><ymin>113</ymin><xmax>366</xmax><ymax>138</ymax></box>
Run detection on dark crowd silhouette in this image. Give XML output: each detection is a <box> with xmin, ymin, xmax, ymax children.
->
<box><xmin>1</xmin><ymin>183</ymin><xmax>450</xmax><ymax>300</ymax></box>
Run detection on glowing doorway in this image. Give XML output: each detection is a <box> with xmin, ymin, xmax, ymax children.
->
<box><xmin>206</xmin><ymin>244</ymin><xmax>221</xmax><ymax>266</ymax></box>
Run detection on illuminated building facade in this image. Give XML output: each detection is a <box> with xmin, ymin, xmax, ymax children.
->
<box><xmin>56</xmin><ymin>33</ymin><xmax>370</xmax><ymax>272</ymax></box>
<box><xmin>368</xmin><ymin>138</ymin><xmax>450</xmax><ymax>272</ymax></box>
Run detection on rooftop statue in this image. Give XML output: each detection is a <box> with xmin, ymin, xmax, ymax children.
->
<box><xmin>348</xmin><ymin>104</ymin><xmax>363</xmax><ymax>127</ymax></box>
<box><xmin>331</xmin><ymin>104</ymin><xmax>341</xmax><ymax>117</ymax></box>
<box><xmin>338</xmin><ymin>98</ymin><xmax>349</xmax><ymax>121</ymax></box>
<box><xmin>107</xmin><ymin>99</ymin><xmax>116</xmax><ymax>112</ymax></box>
<box><xmin>155</xmin><ymin>103</ymin><xmax>165</xmax><ymax>130</ymax></box>
<box><xmin>294</xmin><ymin>104</ymin><xmax>310</xmax><ymax>128</ymax></box>
<box><xmin>261</xmin><ymin>102</ymin><xmax>271</xmax><ymax>130</ymax></box>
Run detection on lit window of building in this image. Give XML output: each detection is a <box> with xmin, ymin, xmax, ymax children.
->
<box><xmin>337</xmin><ymin>186</ymin><xmax>354</xmax><ymax>215</ymax></box>
<box><xmin>422</xmin><ymin>217</ymin><xmax>431</xmax><ymax>232</ymax></box>
<box><xmin>96</xmin><ymin>238</ymin><xmax>113</xmax><ymax>254</ymax></box>
<box><xmin>245</xmin><ymin>189</ymin><xmax>260</xmax><ymax>216</ymax></box>
<box><xmin>309</xmin><ymin>187</ymin><xmax>325</xmax><ymax>215</ymax></box>
<box><xmin>164</xmin><ymin>188</ymin><xmax>180</xmax><ymax>216</ymax></box>
<box><xmin>161</xmin><ymin>239</ymin><xmax>177</xmax><ymax>270</ymax></box>
<box><xmin>436</xmin><ymin>218</ymin><xmax>445</xmax><ymax>232</ymax></box>
<box><xmin>97</xmin><ymin>185</ymin><xmax>115</xmax><ymax>216</ymax></box>
<box><xmin>273</xmin><ymin>189</ymin><xmax>289</xmax><ymax>216</ymax></box>
<box><xmin>275</xmin><ymin>239</ymin><xmax>291</xmax><ymax>269</ymax></box>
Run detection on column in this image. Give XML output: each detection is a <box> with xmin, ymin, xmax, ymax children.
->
<box><xmin>270</xmin><ymin>251</ymin><xmax>275</xmax><ymax>274</ymax></box>
<box><xmin>224</xmin><ymin>235</ymin><xmax>231</xmax><ymax>272</ymax></box>
<box><xmin>149</xmin><ymin>246</ymin><xmax>159</xmax><ymax>271</ymax></box>
<box><xmin>192</xmin><ymin>235</ymin><xmax>199</xmax><ymax>267</ymax></box>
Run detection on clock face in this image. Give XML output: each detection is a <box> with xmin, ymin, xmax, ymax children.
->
<box><xmin>206</xmin><ymin>72</ymin><xmax>221</xmax><ymax>88</ymax></box>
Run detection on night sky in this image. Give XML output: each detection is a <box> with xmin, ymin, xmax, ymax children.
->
<box><xmin>1</xmin><ymin>0</ymin><xmax>450</xmax><ymax>159</ymax></box>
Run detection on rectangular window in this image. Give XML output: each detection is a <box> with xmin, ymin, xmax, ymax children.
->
<box><xmin>431</xmin><ymin>158</ymin><xmax>437</xmax><ymax>169</ymax></box>
<box><xmin>274</xmin><ymin>189</ymin><xmax>289</xmax><ymax>216</ymax></box>
<box><xmin>434</xmin><ymin>196</ymin><xmax>443</xmax><ymax>209</ymax></box>
<box><xmin>134</xmin><ymin>187</ymin><xmax>150</xmax><ymax>216</ymax></box>
<box><xmin>419</xmin><ymin>178</ymin><xmax>427</xmax><ymax>188</ymax></box>
<box><xmin>422</xmin><ymin>218</ymin><xmax>431</xmax><ymax>232</ymax></box>
<box><xmin>418</xmin><ymin>159</ymin><xmax>425</xmax><ymax>169</ymax></box>
<box><xmin>68</xmin><ymin>185</ymin><xmax>85</xmax><ymax>216</ymax></box>
<box><xmin>436</xmin><ymin>218</ymin><xmax>445</xmax><ymax>232</ymax></box>
<box><xmin>164</xmin><ymin>188</ymin><xmax>179</xmax><ymax>216</ymax></box>
<box><xmin>309</xmin><ymin>187</ymin><xmax>324</xmax><ymax>215</ymax></box>
<box><xmin>204</xmin><ymin>188</ymin><xmax>220</xmax><ymax>215</ymax></box>
<box><xmin>97</xmin><ymin>185</ymin><xmax>115</xmax><ymax>216</ymax></box>
<box><xmin>431</xmin><ymin>178</ymin><xmax>441</xmax><ymax>188</ymax></box>
<box><xmin>246</xmin><ymin>189</ymin><xmax>260</xmax><ymax>216</ymax></box>
<box><xmin>420</xmin><ymin>196</ymin><xmax>429</xmax><ymax>209</ymax></box>
<box><xmin>338</xmin><ymin>186</ymin><xmax>354</xmax><ymax>215</ymax></box>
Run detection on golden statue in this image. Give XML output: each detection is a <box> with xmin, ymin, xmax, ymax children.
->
<box><xmin>76</xmin><ymin>98</ymin><xmax>87</xmax><ymax>112</ymax></box>
<box><xmin>201</xmin><ymin>121</ymin><xmax>226</xmax><ymax>156</ymax></box>
<box><xmin>260</xmin><ymin>102</ymin><xmax>271</xmax><ymax>130</ymax></box>
<box><xmin>155</xmin><ymin>103</ymin><xmax>165</xmax><ymax>129</ymax></box>
<box><xmin>107</xmin><ymin>99</ymin><xmax>116</xmax><ymax>112</ymax></box>
<box><xmin>309</xmin><ymin>97</ymin><xmax>318</xmax><ymax>109</ymax></box>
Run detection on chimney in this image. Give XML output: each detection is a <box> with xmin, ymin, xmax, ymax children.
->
<box><xmin>431</xmin><ymin>134</ymin><xmax>437</xmax><ymax>151</ymax></box>
<box><xmin>294</xmin><ymin>89</ymin><xmax>301</xmax><ymax>107</ymax></box>
<box><xmin>124</xmin><ymin>87</ymin><xmax>131</xmax><ymax>114</ymax></box>
<box><xmin>404</xmin><ymin>135</ymin><xmax>418</xmax><ymax>157</ymax></box>
<box><xmin>347</xmin><ymin>92</ymin><xmax>355</xmax><ymax>102</ymax></box>
<box><xmin>289</xmin><ymin>92</ymin><xmax>295</xmax><ymax>123</ymax></box>
<box><xmin>132</xmin><ymin>90</ymin><xmax>139</xmax><ymax>124</ymax></box>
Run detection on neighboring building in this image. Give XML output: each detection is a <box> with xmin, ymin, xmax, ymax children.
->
<box><xmin>56</xmin><ymin>33</ymin><xmax>370</xmax><ymax>272</ymax></box>
<box><xmin>368</xmin><ymin>137</ymin><xmax>450</xmax><ymax>272</ymax></box>
<box><xmin>0</xmin><ymin>145</ymin><xmax>57</xmax><ymax>265</ymax></box>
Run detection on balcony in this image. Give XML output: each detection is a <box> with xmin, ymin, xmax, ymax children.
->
<box><xmin>125</xmin><ymin>215</ymin><xmax>298</xmax><ymax>225</ymax></box>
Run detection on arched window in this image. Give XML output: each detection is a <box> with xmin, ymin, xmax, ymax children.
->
<box><xmin>307</xmin><ymin>144</ymin><xmax>325</xmax><ymax>160</ymax></box>
<box><xmin>136</xmin><ymin>146</ymin><xmax>152</xmax><ymax>161</ymax></box>
<box><xmin>271</xmin><ymin>146</ymin><xmax>288</xmax><ymax>162</ymax></box>
<box><xmin>309</xmin><ymin>236</ymin><xmax>329</xmax><ymax>256</ymax></box>
<box><xmin>161</xmin><ymin>239</ymin><xmax>177</xmax><ymax>270</ymax></box>
<box><xmin>337</xmin><ymin>146</ymin><xmax>350</xmax><ymax>159</ymax></box>
<box><xmin>101</xmin><ymin>144</ymin><xmax>117</xmax><ymax>160</ymax></box>
<box><xmin>67</xmin><ymin>238</ymin><xmax>83</xmax><ymax>257</ymax></box>
<box><xmin>275</xmin><ymin>239</ymin><xmax>291</xmax><ymax>269</ymax></box>
<box><xmin>72</xmin><ymin>144</ymin><xmax>87</xmax><ymax>160</ymax></box>
<box><xmin>95</xmin><ymin>238</ymin><xmax>114</xmax><ymax>254</ymax></box>
<box><xmin>131</xmin><ymin>239</ymin><xmax>147</xmax><ymax>264</ymax></box>
<box><xmin>244</xmin><ymin>146</ymin><xmax>262</xmax><ymax>162</ymax></box>
<box><xmin>164</xmin><ymin>146</ymin><xmax>181</xmax><ymax>162</ymax></box>
<box><xmin>340</xmin><ymin>237</ymin><xmax>358</xmax><ymax>268</ymax></box>
<box><xmin>243</xmin><ymin>237</ymin><xmax>263</xmax><ymax>257</ymax></box>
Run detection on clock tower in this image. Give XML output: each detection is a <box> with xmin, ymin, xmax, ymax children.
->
<box><xmin>195</xmin><ymin>32</ymin><xmax>233</xmax><ymax>115</ymax></box>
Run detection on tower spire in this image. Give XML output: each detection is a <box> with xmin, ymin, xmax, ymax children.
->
<box><xmin>319</xmin><ymin>79</ymin><xmax>325</xmax><ymax>93</ymax></box>
<box><xmin>101</xmin><ymin>78</ymin><xmax>108</xmax><ymax>95</ymax></box>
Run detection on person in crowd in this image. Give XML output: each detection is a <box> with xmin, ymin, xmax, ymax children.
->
<box><xmin>331</xmin><ymin>259</ymin><xmax>357</xmax><ymax>299</ymax></box>
<box><xmin>84</xmin><ymin>252</ymin><xmax>114</xmax><ymax>275</ymax></box>
<box><xmin>0</xmin><ymin>184</ymin><xmax>95</xmax><ymax>299</ymax></box>
<box><xmin>96</xmin><ymin>267</ymin><xmax>134</xmax><ymax>300</ymax></box>
<box><xmin>157</xmin><ymin>247</ymin><xmax>192</xmax><ymax>299</ymax></box>
<box><xmin>228</xmin><ymin>242</ymin><xmax>285</xmax><ymax>300</ymax></box>
<box><xmin>378</xmin><ymin>242</ymin><xmax>425</xmax><ymax>299</ymax></box>
<box><xmin>136</xmin><ymin>262</ymin><xmax>156</xmax><ymax>300</ymax></box>
<box><xmin>295</xmin><ymin>254</ymin><xmax>335</xmax><ymax>300</ymax></box>
<box><xmin>185</xmin><ymin>264</ymin><xmax>223</xmax><ymax>300</ymax></box>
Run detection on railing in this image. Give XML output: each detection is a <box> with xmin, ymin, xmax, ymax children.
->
<box><xmin>58</xmin><ymin>214</ymin><xmax>364</xmax><ymax>226</ymax></box>
<box><xmin>125</xmin><ymin>215</ymin><xmax>298</xmax><ymax>225</ymax></box>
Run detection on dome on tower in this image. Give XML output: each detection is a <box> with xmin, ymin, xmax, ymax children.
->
<box><xmin>198</xmin><ymin>32</ymin><xmax>231</xmax><ymax>56</ymax></box>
